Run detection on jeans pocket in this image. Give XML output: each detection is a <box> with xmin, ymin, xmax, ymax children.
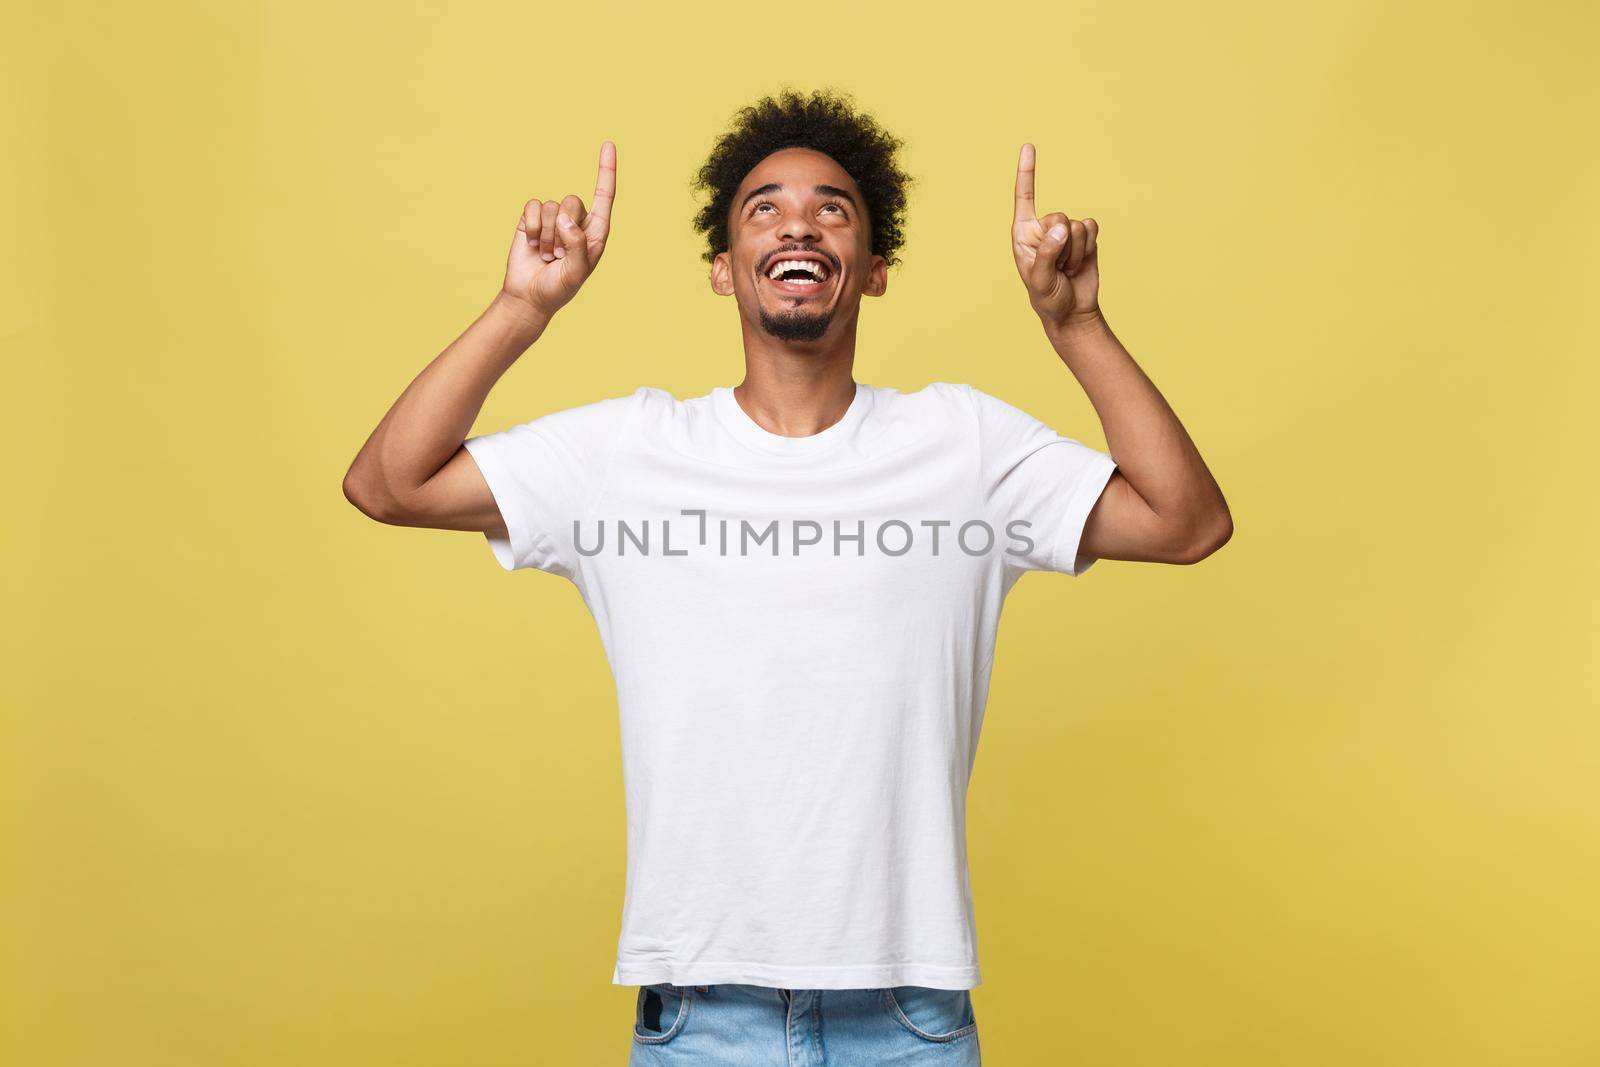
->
<box><xmin>881</xmin><ymin>985</ymin><xmax>978</xmax><ymax>1042</ymax></box>
<box><xmin>634</xmin><ymin>983</ymin><xmax>692</xmax><ymax>1044</ymax></box>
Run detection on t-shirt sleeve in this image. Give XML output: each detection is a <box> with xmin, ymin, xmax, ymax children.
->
<box><xmin>967</xmin><ymin>383</ymin><xmax>1119</xmax><ymax>578</ymax></box>
<box><xmin>461</xmin><ymin>388</ymin><xmax>643</xmax><ymax>579</ymax></box>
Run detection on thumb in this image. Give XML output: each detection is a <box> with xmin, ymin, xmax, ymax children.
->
<box><xmin>1030</xmin><ymin>222</ymin><xmax>1069</xmax><ymax>291</ymax></box>
<box><xmin>555</xmin><ymin>211</ymin><xmax>590</xmax><ymax>273</ymax></box>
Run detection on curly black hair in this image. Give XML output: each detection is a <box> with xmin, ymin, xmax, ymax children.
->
<box><xmin>690</xmin><ymin>88</ymin><xmax>913</xmax><ymax>269</ymax></box>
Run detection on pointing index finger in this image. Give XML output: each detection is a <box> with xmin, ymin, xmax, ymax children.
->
<box><xmin>1014</xmin><ymin>142</ymin><xmax>1037</xmax><ymax>225</ymax></box>
<box><xmin>590</xmin><ymin>140</ymin><xmax>617</xmax><ymax>226</ymax></box>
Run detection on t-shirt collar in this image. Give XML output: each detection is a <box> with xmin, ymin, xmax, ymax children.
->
<box><xmin>711</xmin><ymin>381</ymin><xmax>872</xmax><ymax>457</ymax></box>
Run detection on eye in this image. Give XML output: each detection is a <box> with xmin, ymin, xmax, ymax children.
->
<box><xmin>821</xmin><ymin>200</ymin><xmax>847</xmax><ymax>214</ymax></box>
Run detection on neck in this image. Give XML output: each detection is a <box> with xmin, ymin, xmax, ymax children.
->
<box><xmin>730</xmin><ymin>339</ymin><xmax>859</xmax><ymax>440</ymax></box>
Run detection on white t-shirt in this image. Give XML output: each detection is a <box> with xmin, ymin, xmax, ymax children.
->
<box><xmin>463</xmin><ymin>380</ymin><xmax>1118</xmax><ymax>990</ymax></box>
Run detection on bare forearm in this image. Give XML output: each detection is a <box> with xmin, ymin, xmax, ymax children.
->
<box><xmin>344</xmin><ymin>143</ymin><xmax>616</xmax><ymax>519</ymax></box>
<box><xmin>1044</xmin><ymin>311</ymin><xmax>1230</xmax><ymax>536</ymax></box>
<box><xmin>1008</xmin><ymin>143</ymin><xmax>1230</xmax><ymax>561</ymax></box>
<box><xmin>345</xmin><ymin>292</ymin><xmax>549</xmax><ymax>509</ymax></box>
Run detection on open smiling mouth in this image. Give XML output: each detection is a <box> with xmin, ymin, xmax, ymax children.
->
<box><xmin>763</xmin><ymin>257</ymin><xmax>833</xmax><ymax>296</ymax></box>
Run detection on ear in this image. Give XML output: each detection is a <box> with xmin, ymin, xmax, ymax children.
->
<box><xmin>862</xmin><ymin>254</ymin><xmax>888</xmax><ymax>297</ymax></box>
<box><xmin>710</xmin><ymin>251</ymin><xmax>735</xmax><ymax>296</ymax></box>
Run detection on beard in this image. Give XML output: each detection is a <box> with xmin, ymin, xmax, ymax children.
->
<box><xmin>758</xmin><ymin>300</ymin><xmax>833</xmax><ymax>342</ymax></box>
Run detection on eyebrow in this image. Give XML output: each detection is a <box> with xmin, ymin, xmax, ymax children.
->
<box><xmin>739</xmin><ymin>182</ymin><xmax>858</xmax><ymax>212</ymax></box>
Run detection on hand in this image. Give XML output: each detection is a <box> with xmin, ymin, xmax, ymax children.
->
<box><xmin>502</xmin><ymin>141</ymin><xmax>618</xmax><ymax>321</ymax></box>
<box><xmin>1011</xmin><ymin>143</ymin><xmax>1102</xmax><ymax>332</ymax></box>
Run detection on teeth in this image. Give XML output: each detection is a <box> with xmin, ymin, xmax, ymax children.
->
<box><xmin>767</xmin><ymin>259</ymin><xmax>827</xmax><ymax>281</ymax></box>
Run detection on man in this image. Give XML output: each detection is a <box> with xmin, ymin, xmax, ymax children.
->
<box><xmin>343</xmin><ymin>89</ymin><xmax>1231</xmax><ymax>1065</ymax></box>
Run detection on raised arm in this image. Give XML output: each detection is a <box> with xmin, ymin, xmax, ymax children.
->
<box><xmin>1010</xmin><ymin>142</ymin><xmax>1232</xmax><ymax>566</ymax></box>
<box><xmin>341</xmin><ymin>141</ymin><xmax>618</xmax><ymax>537</ymax></box>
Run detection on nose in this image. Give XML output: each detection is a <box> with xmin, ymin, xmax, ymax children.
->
<box><xmin>778</xmin><ymin>206</ymin><xmax>820</xmax><ymax>244</ymax></box>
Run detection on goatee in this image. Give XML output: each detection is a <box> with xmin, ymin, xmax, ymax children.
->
<box><xmin>759</xmin><ymin>304</ymin><xmax>833</xmax><ymax>343</ymax></box>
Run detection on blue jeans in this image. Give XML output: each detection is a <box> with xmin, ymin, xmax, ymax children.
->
<box><xmin>628</xmin><ymin>983</ymin><xmax>981</xmax><ymax>1065</ymax></box>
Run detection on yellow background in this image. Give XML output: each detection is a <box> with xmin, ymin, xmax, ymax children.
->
<box><xmin>7</xmin><ymin>0</ymin><xmax>1597</xmax><ymax>1063</ymax></box>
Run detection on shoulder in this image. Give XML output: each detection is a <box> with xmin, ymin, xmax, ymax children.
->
<box><xmin>516</xmin><ymin>386</ymin><xmax>649</xmax><ymax>440</ymax></box>
<box><xmin>852</xmin><ymin>382</ymin><xmax>982</xmax><ymax>455</ymax></box>
<box><xmin>941</xmin><ymin>382</ymin><xmax>1024</xmax><ymax>418</ymax></box>
<box><xmin>629</xmin><ymin>384</ymin><xmax>714</xmax><ymax>428</ymax></box>
<box><xmin>941</xmin><ymin>382</ymin><xmax>1053</xmax><ymax>434</ymax></box>
<box><xmin>903</xmin><ymin>383</ymin><xmax>1072</xmax><ymax>459</ymax></box>
<box><xmin>870</xmin><ymin>380</ymin><xmax>977</xmax><ymax>421</ymax></box>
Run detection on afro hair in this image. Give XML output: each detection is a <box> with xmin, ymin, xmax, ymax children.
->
<box><xmin>690</xmin><ymin>88</ymin><xmax>913</xmax><ymax>269</ymax></box>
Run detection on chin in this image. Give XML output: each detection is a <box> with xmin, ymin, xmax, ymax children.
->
<box><xmin>758</xmin><ymin>307</ymin><xmax>833</xmax><ymax>343</ymax></box>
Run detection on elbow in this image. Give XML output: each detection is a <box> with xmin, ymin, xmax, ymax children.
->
<box><xmin>1174</xmin><ymin>511</ymin><xmax>1233</xmax><ymax>565</ymax></box>
<box><xmin>343</xmin><ymin>466</ymin><xmax>397</xmax><ymax>524</ymax></box>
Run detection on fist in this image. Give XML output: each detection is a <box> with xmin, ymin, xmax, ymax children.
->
<box><xmin>503</xmin><ymin>141</ymin><xmax>618</xmax><ymax>320</ymax></box>
<box><xmin>1011</xmin><ymin>143</ymin><xmax>1101</xmax><ymax>330</ymax></box>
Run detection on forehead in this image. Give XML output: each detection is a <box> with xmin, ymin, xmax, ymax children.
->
<box><xmin>734</xmin><ymin>147</ymin><xmax>862</xmax><ymax>200</ymax></box>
